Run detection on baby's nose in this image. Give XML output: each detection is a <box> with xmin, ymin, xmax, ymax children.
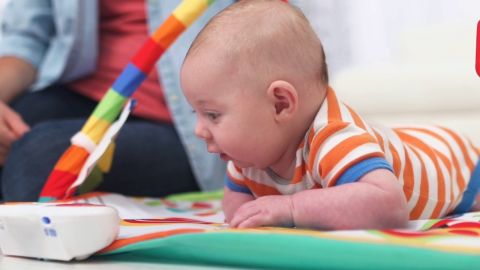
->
<box><xmin>195</xmin><ymin>121</ymin><xmax>211</xmax><ymax>140</ymax></box>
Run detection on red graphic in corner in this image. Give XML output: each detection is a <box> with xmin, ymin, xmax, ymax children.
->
<box><xmin>477</xmin><ymin>20</ymin><xmax>480</xmax><ymax>77</ymax></box>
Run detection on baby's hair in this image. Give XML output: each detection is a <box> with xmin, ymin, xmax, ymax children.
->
<box><xmin>186</xmin><ymin>0</ymin><xmax>329</xmax><ymax>86</ymax></box>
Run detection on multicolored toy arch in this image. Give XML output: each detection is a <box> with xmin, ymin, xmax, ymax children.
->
<box><xmin>39</xmin><ymin>0</ymin><xmax>217</xmax><ymax>202</ymax></box>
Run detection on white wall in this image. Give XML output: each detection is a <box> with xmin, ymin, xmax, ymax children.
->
<box><xmin>299</xmin><ymin>0</ymin><xmax>480</xmax><ymax>80</ymax></box>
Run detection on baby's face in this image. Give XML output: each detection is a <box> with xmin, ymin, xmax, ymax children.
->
<box><xmin>181</xmin><ymin>52</ymin><xmax>286</xmax><ymax>169</ymax></box>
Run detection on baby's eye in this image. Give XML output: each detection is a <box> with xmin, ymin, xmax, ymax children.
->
<box><xmin>205</xmin><ymin>112</ymin><xmax>220</xmax><ymax>121</ymax></box>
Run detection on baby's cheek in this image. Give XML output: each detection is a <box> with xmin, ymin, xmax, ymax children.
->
<box><xmin>219</xmin><ymin>131</ymin><xmax>245</xmax><ymax>150</ymax></box>
<box><xmin>225</xmin><ymin>140</ymin><xmax>249</xmax><ymax>157</ymax></box>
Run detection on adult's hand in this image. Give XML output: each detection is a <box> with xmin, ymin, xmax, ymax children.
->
<box><xmin>0</xmin><ymin>101</ymin><xmax>30</xmax><ymax>164</ymax></box>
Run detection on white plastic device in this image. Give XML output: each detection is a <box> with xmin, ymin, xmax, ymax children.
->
<box><xmin>0</xmin><ymin>203</ymin><xmax>119</xmax><ymax>261</ymax></box>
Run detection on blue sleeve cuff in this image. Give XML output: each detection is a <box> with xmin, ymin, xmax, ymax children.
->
<box><xmin>452</xmin><ymin>160</ymin><xmax>480</xmax><ymax>214</ymax></box>
<box><xmin>224</xmin><ymin>174</ymin><xmax>252</xmax><ymax>195</ymax></box>
<box><xmin>0</xmin><ymin>36</ymin><xmax>48</xmax><ymax>69</ymax></box>
<box><xmin>336</xmin><ymin>157</ymin><xmax>393</xmax><ymax>185</ymax></box>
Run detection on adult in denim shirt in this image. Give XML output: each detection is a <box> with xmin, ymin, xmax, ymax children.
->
<box><xmin>0</xmin><ymin>0</ymin><xmax>234</xmax><ymax>201</ymax></box>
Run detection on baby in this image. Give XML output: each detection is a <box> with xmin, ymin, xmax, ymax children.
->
<box><xmin>180</xmin><ymin>0</ymin><xmax>480</xmax><ymax>230</ymax></box>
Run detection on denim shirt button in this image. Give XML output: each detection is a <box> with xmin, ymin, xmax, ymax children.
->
<box><xmin>170</xmin><ymin>95</ymin><xmax>179</xmax><ymax>101</ymax></box>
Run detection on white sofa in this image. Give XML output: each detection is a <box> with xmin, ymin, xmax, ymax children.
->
<box><xmin>331</xmin><ymin>22</ymin><xmax>480</xmax><ymax>145</ymax></box>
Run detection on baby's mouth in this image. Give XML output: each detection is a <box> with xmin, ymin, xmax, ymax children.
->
<box><xmin>219</xmin><ymin>153</ymin><xmax>231</xmax><ymax>161</ymax></box>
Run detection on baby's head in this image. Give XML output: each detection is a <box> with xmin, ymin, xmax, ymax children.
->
<box><xmin>181</xmin><ymin>0</ymin><xmax>328</xmax><ymax>170</ymax></box>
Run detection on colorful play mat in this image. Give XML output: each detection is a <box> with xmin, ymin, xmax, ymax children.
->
<box><xmin>59</xmin><ymin>191</ymin><xmax>480</xmax><ymax>270</ymax></box>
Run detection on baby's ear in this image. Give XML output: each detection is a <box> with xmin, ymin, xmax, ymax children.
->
<box><xmin>267</xmin><ymin>80</ymin><xmax>298</xmax><ymax>122</ymax></box>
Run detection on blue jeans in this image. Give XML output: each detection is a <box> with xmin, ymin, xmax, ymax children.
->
<box><xmin>1</xmin><ymin>85</ymin><xmax>199</xmax><ymax>201</ymax></box>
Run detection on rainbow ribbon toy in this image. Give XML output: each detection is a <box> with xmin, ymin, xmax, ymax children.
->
<box><xmin>39</xmin><ymin>0</ymin><xmax>216</xmax><ymax>202</ymax></box>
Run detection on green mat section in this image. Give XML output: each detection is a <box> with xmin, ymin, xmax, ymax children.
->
<box><xmin>100</xmin><ymin>230</ymin><xmax>480</xmax><ymax>270</ymax></box>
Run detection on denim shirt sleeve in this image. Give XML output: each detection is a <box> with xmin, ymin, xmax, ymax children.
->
<box><xmin>0</xmin><ymin>0</ymin><xmax>54</xmax><ymax>69</ymax></box>
<box><xmin>0</xmin><ymin>0</ymin><xmax>98</xmax><ymax>91</ymax></box>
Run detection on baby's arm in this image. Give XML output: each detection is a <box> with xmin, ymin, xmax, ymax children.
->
<box><xmin>291</xmin><ymin>169</ymin><xmax>408</xmax><ymax>229</ymax></box>
<box><xmin>230</xmin><ymin>169</ymin><xmax>408</xmax><ymax>230</ymax></box>
<box><xmin>222</xmin><ymin>187</ymin><xmax>255</xmax><ymax>223</ymax></box>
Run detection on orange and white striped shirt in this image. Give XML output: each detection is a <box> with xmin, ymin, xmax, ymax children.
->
<box><xmin>226</xmin><ymin>87</ymin><xmax>480</xmax><ymax>220</ymax></box>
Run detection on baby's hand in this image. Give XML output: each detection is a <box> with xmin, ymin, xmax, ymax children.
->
<box><xmin>229</xmin><ymin>195</ymin><xmax>294</xmax><ymax>228</ymax></box>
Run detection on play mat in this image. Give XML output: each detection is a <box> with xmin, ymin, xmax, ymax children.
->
<box><xmin>61</xmin><ymin>191</ymin><xmax>480</xmax><ymax>270</ymax></box>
